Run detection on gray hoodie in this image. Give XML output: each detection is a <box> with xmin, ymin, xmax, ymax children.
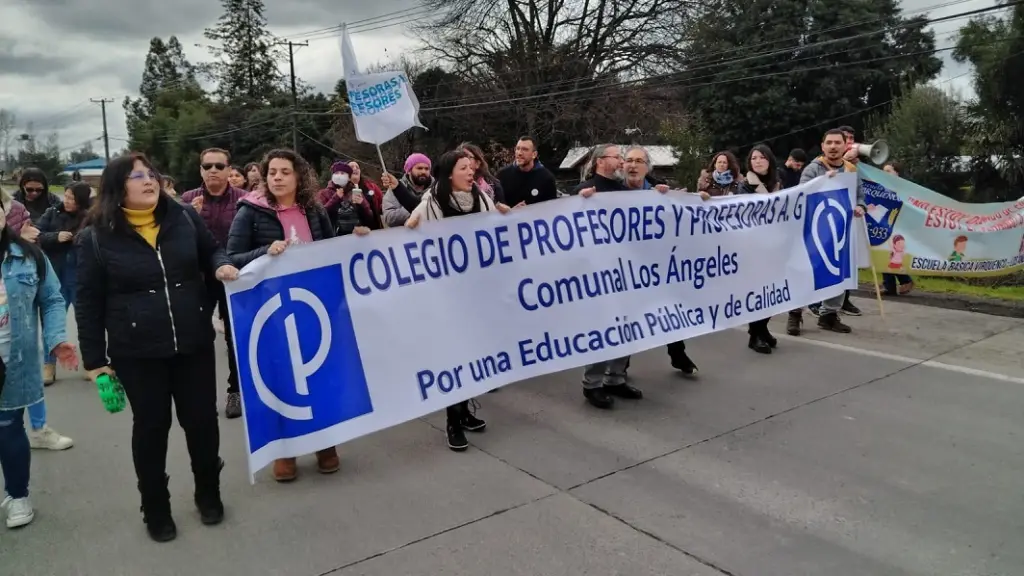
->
<box><xmin>382</xmin><ymin>174</ymin><xmax>433</xmax><ymax>227</ymax></box>
<box><xmin>799</xmin><ymin>157</ymin><xmax>866</xmax><ymax>206</ymax></box>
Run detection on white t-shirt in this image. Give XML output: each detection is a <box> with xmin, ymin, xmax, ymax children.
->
<box><xmin>0</xmin><ymin>276</ymin><xmax>11</xmax><ymax>364</ymax></box>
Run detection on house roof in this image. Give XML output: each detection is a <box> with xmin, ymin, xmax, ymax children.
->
<box><xmin>64</xmin><ymin>158</ymin><xmax>106</xmax><ymax>171</ymax></box>
<box><xmin>61</xmin><ymin>168</ymin><xmax>103</xmax><ymax>177</ymax></box>
<box><xmin>559</xmin><ymin>145</ymin><xmax>679</xmax><ymax>170</ymax></box>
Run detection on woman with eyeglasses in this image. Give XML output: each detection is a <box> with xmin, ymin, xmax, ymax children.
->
<box><xmin>75</xmin><ymin>153</ymin><xmax>239</xmax><ymax>542</ymax></box>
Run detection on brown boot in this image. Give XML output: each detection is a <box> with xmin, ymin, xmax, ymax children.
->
<box><xmin>272</xmin><ymin>458</ymin><xmax>297</xmax><ymax>482</ymax></box>
<box><xmin>316</xmin><ymin>447</ymin><xmax>340</xmax><ymax>474</ymax></box>
<box><xmin>786</xmin><ymin>310</ymin><xmax>803</xmax><ymax>336</ymax></box>
<box><xmin>43</xmin><ymin>363</ymin><xmax>56</xmax><ymax>386</ymax></box>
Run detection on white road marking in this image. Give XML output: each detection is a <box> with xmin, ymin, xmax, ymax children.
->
<box><xmin>765</xmin><ymin>332</ymin><xmax>1024</xmax><ymax>385</ymax></box>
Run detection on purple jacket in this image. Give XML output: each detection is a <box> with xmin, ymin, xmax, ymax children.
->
<box><xmin>180</xmin><ymin>185</ymin><xmax>246</xmax><ymax>248</ymax></box>
<box><xmin>6</xmin><ymin>199</ymin><xmax>30</xmax><ymax>235</ymax></box>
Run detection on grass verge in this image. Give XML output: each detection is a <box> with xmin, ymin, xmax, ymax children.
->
<box><xmin>858</xmin><ymin>270</ymin><xmax>1024</xmax><ymax>302</ymax></box>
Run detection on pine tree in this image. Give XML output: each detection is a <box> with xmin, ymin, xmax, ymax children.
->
<box><xmin>203</xmin><ymin>0</ymin><xmax>283</xmax><ymax>102</ymax></box>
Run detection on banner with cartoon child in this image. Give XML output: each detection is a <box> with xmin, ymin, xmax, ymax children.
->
<box><xmin>860</xmin><ymin>164</ymin><xmax>1024</xmax><ymax>277</ymax></box>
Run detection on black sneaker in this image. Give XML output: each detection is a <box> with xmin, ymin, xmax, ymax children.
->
<box><xmin>841</xmin><ymin>300</ymin><xmax>862</xmax><ymax>316</ymax></box>
<box><xmin>808</xmin><ymin>303</ymin><xmax>822</xmax><ymax>317</ymax></box>
<box><xmin>671</xmin><ymin>352</ymin><xmax>698</xmax><ymax>375</ymax></box>
<box><xmin>603</xmin><ymin>383</ymin><xmax>643</xmax><ymax>400</ymax></box>
<box><xmin>818</xmin><ymin>312</ymin><xmax>852</xmax><ymax>333</ymax></box>
<box><xmin>748</xmin><ymin>334</ymin><xmax>771</xmax><ymax>354</ymax></box>
<box><xmin>461</xmin><ymin>413</ymin><xmax>486</xmax><ymax>432</ymax></box>
<box><xmin>224</xmin><ymin>392</ymin><xmax>242</xmax><ymax>419</ymax></box>
<box><xmin>583</xmin><ymin>387</ymin><xmax>614</xmax><ymax>409</ymax></box>
<box><xmin>446</xmin><ymin>424</ymin><xmax>469</xmax><ymax>451</ymax></box>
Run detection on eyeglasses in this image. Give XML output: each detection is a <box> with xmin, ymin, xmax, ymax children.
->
<box><xmin>202</xmin><ymin>162</ymin><xmax>227</xmax><ymax>171</ymax></box>
<box><xmin>599</xmin><ymin>155</ymin><xmax>623</xmax><ymax>161</ymax></box>
<box><xmin>22</xmin><ymin>186</ymin><xmax>45</xmax><ymax>193</ymax></box>
<box><xmin>624</xmin><ymin>158</ymin><xmax>648</xmax><ymax>165</ymax></box>
<box><xmin>128</xmin><ymin>170</ymin><xmax>158</xmax><ymax>181</ymax></box>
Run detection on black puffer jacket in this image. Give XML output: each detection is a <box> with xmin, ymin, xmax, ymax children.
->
<box><xmin>75</xmin><ymin>197</ymin><xmax>232</xmax><ymax>370</ymax></box>
<box><xmin>226</xmin><ymin>197</ymin><xmax>334</xmax><ymax>269</ymax></box>
<box><xmin>37</xmin><ymin>205</ymin><xmax>87</xmax><ymax>278</ymax></box>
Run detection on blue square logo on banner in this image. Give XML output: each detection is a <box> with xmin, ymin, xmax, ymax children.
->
<box><xmin>229</xmin><ymin>264</ymin><xmax>373</xmax><ymax>454</ymax></box>
<box><xmin>803</xmin><ymin>187</ymin><xmax>854</xmax><ymax>290</ymax></box>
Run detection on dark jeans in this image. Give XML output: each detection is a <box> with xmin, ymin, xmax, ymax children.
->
<box><xmin>666</xmin><ymin>339</ymin><xmax>688</xmax><ymax>365</ymax></box>
<box><xmin>882</xmin><ymin>274</ymin><xmax>912</xmax><ymax>293</ymax></box>
<box><xmin>0</xmin><ymin>407</ymin><xmax>29</xmax><ymax>499</ymax></box>
<box><xmin>446</xmin><ymin>400</ymin><xmax>469</xmax><ymax>425</ymax></box>
<box><xmin>748</xmin><ymin>318</ymin><xmax>771</xmax><ymax>335</ymax></box>
<box><xmin>216</xmin><ymin>284</ymin><xmax>240</xmax><ymax>394</ymax></box>
<box><xmin>113</xmin><ymin>346</ymin><xmax>221</xmax><ymax>515</ymax></box>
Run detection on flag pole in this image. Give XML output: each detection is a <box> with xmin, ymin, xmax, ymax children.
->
<box><xmin>863</xmin><ymin>219</ymin><xmax>886</xmax><ymax>323</ymax></box>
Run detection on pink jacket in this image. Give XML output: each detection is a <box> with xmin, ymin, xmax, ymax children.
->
<box><xmin>5</xmin><ymin>199</ymin><xmax>30</xmax><ymax>235</ymax></box>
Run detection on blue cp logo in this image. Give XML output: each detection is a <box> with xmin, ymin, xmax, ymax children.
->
<box><xmin>229</xmin><ymin>265</ymin><xmax>373</xmax><ymax>453</ymax></box>
<box><xmin>803</xmin><ymin>188</ymin><xmax>854</xmax><ymax>290</ymax></box>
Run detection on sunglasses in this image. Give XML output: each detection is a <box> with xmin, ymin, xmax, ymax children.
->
<box><xmin>23</xmin><ymin>186</ymin><xmax>45</xmax><ymax>193</ymax></box>
<box><xmin>202</xmin><ymin>162</ymin><xmax>227</xmax><ymax>171</ymax></box>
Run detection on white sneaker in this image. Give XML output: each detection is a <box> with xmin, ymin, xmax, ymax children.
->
<box><xmin>1</xmin><ymin>496</ymin><xmax>35</xmax><ymax>528</ymax></box>
<box><xmin>28</xmin><ymin>426</ymin><xmax>74</xmax><ymax>451</ymax></box>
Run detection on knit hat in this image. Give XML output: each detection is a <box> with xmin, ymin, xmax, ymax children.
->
<box><xmin>404</xmin><ymin>153</ymin><xmax>431</xmax><ymax>174</ymax></box>
<box><xmin>330</xmin><ymin>161</ymin><xmax>353</xmax><ymax>175</ymax></box>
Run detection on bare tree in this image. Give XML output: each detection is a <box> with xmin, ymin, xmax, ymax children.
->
<box><xmin>413</xmin><ymin>0</ymin><xmax>694</xmax><ymax>153</ymax></box>
<box><xmin>0</xmin><ymin>109</ymin><xmax>15</xmax><ymax>169</ymax></box>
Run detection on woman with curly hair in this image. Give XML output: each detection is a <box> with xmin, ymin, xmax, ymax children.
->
<box><xmin>697</xmin><ymin>151</ymin><xmax>743</xmax><ymax>196</ymax></box>
<box><xmin>226</xmin><ymin>148</ymin><xmax>359</xmax><ymax>483</ymax></box>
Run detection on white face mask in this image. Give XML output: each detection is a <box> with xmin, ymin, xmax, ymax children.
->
<box><xmin>332</xmin><ymin>173</ymin><xmax>349</xmax><ymax>187</ymax></box>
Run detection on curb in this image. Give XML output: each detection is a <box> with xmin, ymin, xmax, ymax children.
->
<box><xmin>852</xmin><ymin>284</ymin><xmax>1023</xmax><ymax>319</ymax></box>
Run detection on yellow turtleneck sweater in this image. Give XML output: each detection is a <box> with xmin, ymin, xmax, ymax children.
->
<box><xmin>123</xmin><ymin>206</ymin><xmax>160</xmax><ymax>248</ymax></box>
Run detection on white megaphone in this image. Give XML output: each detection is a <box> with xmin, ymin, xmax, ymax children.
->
<box><xmin>853</xmin><ymin>140</ymin><xmax>890</xmax><ymax>165</ymax></box>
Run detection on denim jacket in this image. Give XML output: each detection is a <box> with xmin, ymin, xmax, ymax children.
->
<box><xmin>0</xmin><ymin>243</ymin><xmax>67</xmax><ymax>411</ymax></box>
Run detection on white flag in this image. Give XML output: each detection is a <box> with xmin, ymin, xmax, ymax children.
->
<box><xmin>339</xmin><ymin>23</ymin><xmax>425</xmax><ymax>145</ymax></box>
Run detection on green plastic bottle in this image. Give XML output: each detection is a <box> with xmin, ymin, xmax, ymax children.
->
<box><xmin>95</xmin><ymin>374</ymin><xmax>126</xmax><ymax>414</ymax></box>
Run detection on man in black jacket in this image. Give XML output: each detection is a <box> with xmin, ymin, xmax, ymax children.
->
<box><xmin>570</xmin><ymin>144</ymin><xmax>644</xmax><ymax>409</ymax></box>
<box><xmin>572</xmin><ymin>143</ymin><xmax>625</xmax><ymax>197</ymax></box>
<box><xmin>497</xmin><ymin>136</ymin><xmax>558</xmax><ymax>206</ymax></box>
<box><xmin>778</xmin><ymin>148</ymin><xmax>807</xmax><ymax>190</ymax></box>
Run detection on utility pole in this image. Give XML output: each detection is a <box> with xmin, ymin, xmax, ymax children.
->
<box><xmin>90</xmin><ymin>98</ymin><xmax>114</xmax><ymax>161</ymax></box>
<box><xmin>286</xmin><ymin>41</ymin><xmax>308</xmax><ymax>151</ymax></box>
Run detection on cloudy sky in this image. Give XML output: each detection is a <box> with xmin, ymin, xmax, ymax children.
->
<box><xmin>0</xmin><ymin>0</ymin><xmax>999</xmax><ymax>162</ymax></box>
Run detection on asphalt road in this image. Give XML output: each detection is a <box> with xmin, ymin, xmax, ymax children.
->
<box><xmin>2</xmin><ymin>297</ymin><xmax>1023</xmax><ymax>576</ymax></box>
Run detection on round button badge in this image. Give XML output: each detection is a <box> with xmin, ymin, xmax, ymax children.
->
<box><xmin>531</xmin><ymin>189</ymin><xmax>539</xmax><ymax>197</ymax></box>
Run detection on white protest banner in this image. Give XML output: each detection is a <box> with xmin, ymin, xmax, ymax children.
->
<box><xmin>338</xmin><ymin>23</ymin><xmax>424</xmax><ymax>145</ymax></box>
<box><xmin>226</xmin><ymin>174</ymin><xmax>859</xmax><ymax>476</ymax></box>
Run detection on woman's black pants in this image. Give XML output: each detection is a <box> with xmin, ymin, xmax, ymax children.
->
<box><xmin>446</xmin><ymin>401</ymin><xmax>469</xmax><ymax>426</ymax></box>
<box><xmin>113</xmin><ymin>345</ymin><xmax>221</xmax><ymax>517</ymax></box>
<box><xmin>748</xmin><ymin>318</ymin><xmax>771</xmax><ymax>336</ymax></box>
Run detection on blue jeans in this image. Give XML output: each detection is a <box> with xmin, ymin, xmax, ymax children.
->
<box><xmin>883</xmin><ymin>274</ymin><xmax>912</xmax><ymax>293</ymax></box>
<box><xmin>27</xmin><ymin>400</ymin><xmax>45</xmax><ymax>431</ymax></box>
<box><xmin>0</xmin><ymin>408</ymin><xmax>30</xmax><ymax>498</ymax></box>
<box><xmin>44</xmin><ymin>280</ymin><xmax>74</xmax><ymax>366</ymax></box>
